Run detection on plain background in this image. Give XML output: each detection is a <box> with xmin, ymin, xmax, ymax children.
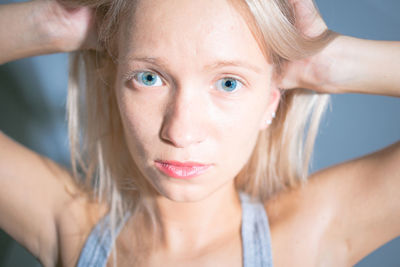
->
<box><xmin>0</xmin><ymin>0</ymin><xmax>399</xmax><ymax>266</ymax></box>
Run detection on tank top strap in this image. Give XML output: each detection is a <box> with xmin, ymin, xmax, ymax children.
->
<box><xmin>76</xmin><ymin>211</ymin><xmax>131</xmax><ymax>267</ymax></box>
<box><xmin>239</xmin><ymin>192</ymin><xmax>274</xmax><ymax>267</ymax></box>
<box><xmin>77</xmin><ymin>193</ymin><xmax>273</xmax><ymax>267</ymax></box>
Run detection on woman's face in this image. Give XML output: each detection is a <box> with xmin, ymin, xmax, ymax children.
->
<box><xmin>115</xmin><ymin>0</ymin><xmax>280</xmax><ymax>202</ymax></box>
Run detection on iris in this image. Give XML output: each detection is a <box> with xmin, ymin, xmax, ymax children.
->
<box><xmin>141</xmin><ymin>72</ymin><xmax>157</xmax><ymax>86</ymax></box>
<box><xmin>220</xmin><ymin>78</ymin><xmax>238</xmax><ymax>92</ymax></box>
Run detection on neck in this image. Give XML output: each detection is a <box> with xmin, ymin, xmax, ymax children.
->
<box><xmin>153</xmin><ymin>183</ymin><xmax>242</xmax><ymax>254</ymax></box>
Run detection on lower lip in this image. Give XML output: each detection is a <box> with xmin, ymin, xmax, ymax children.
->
<box><xmin>154</xmin><ymin>161</ymin><xmax>212</xmax><ymax>179</ymax></box>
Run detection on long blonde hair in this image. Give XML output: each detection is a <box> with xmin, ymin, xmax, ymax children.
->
<box><xmin>66</xmin><ymin>0</ymin><xmax>335</xmax><ymax>265</ymax></box>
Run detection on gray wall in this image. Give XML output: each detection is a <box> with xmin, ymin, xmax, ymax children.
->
<box><xmin>0</xmin><ymin>0</ymin><xmax>399</xmax><ymax>266</ymax></box>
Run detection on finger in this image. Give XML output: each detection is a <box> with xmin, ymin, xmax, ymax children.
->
<box><xmin>290</xmin><ymin>0</ymin><xmax>327</xmax><ymax>37</ymax></box>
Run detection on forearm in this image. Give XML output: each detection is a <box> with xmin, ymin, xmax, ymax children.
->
<box><xmin>0</xmin><ymin>0</ymin><xmax>94</xmax><ymax>65</ymax></box>
<box><xmin>0</xmin><ymin>1</ymin><xmax>61</xmax><ymax>64</ymax></box>
<box><xmin>321</xmin><ymin>35</ymin><xmax>400</xmax><ymax>97</ymax></box>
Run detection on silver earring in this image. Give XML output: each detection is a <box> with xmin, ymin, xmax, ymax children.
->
<box><xmin>267</xmin><ymin>112</ymin><xmax>276</xmax><ymax>125</ymax></box>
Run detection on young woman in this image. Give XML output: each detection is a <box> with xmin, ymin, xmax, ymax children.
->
<box><xmin>0</xmin><ymin>0</ymin><xmax>399</xmax><ymax>266</ymax></box>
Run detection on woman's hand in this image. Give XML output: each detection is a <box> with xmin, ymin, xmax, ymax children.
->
<box><xmin>42</xmin><ymin>0</ymin><xmax>97</xmax><ymax>51</ymax></box>
<box><xmin>278</xmin><ymin>0</ymin><xmax>341</xmax><ymax>94</ymax></box>
<box><xmin>279</xmin><ymin>0</ymin><xmax>400</xmax><ymax>97</ymax></box>
<box><xmin>0</xmin><ymin>0</ymin><xmax>97</xmax><ymax>64</ymax></box>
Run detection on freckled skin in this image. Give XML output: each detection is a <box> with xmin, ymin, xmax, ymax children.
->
<box><xmin>1</xmin><ymin>0</ymin><xmax>399</xmax><ymax>265</ymax></box>
<box><xmin>115</xmin><ymin>0</ymin><xmax>280</xmax><ymax>203</ymax></box>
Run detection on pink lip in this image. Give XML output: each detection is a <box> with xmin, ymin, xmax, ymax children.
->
<box><xmin>154</xmin><ymin>160</ymin><xmax>212</xmax><ymax>179</ymax></box>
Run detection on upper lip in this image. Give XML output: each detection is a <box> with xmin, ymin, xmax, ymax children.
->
<box><xmin>155</xmin><ymin>160</ymin><xmax>212</xmax><ymax>167</ymax></box>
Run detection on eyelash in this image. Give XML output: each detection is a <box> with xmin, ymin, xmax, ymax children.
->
<box><xmin>127</xmin><ymin>70</ymin><xmax>246</xmax><ymax>93</ymax></box>
<box><xmin>215</xmin><ymin>76</ymin><xmax>244</xmax><ymax>93</ymax></box>
<box><xmin>130</xmin><ymin>70</ymin><xmax>165</xmax><ymax>87</ymax></box>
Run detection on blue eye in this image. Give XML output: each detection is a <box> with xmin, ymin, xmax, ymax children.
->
<box><xmin>217</xmin><ymin>78</ymin><xmax>243</xmax><ymax>92</ymax></box>
<box><xmin>135</xmin><ymin>71</ymin><xmax>163</xmax><ymax>86</ymax></box>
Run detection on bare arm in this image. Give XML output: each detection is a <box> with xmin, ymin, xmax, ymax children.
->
<box><xmin>0</xmin><ymin>0</ymin><xmax>95</xmax><ymax>65</ymax></box>
<box><xmin>281</xmin><ymin>0</ymin><xmax>400</xmax><ymax>264</ymax></box>
<box><xmin>280</xmin><ymin>35</ymin><xmax>400</xmax><ymax>97</ymax></box>
<box><xmin>0</xmin><ymin>1</ymin><xmax>97</xmax><ymax>266</ymax></box>
<box><xmin>0</xmin><ymin>132</ymin><xmax>78</xmax><ymax>266</ymax></box>
<box><xmin>310</xmin><ymin>142</ymin><xmax>400</xmax><ymax>265</ymax></box>
<box><xmin>310</xmin><ymin>32</ymin><xmax>400</xmax><ymax>267</ymax></box>
<box><xmin>290</xmin><ymin>35</ymin><xmax>400</xmax><ymax>263</ymax></box>
<box><xmin>0</xmin><ymin>1</ymin><xmax>54</xmax><ymax>64</ymax></box>
<box><xmin>283</xmin><ymin>0</ymin><xmax>400</xmax><ymax>97</ymax></box>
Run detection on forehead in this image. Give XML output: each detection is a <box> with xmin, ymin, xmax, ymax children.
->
<box><xmin>118</xmin><ymin>0</ymin><xmax>270</xmax><ymax>71</ymax></box>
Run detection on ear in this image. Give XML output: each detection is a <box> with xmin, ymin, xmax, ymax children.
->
<box><xmin>259</xmin><ymin>86</ymin><xmax>281</xmax><ymax>130</ymax></box>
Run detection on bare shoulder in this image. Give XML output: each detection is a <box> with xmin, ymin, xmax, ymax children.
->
<box><xmin>265</xmin><ymin>142</ymin><xmax>400</xmax><ymax>266</ymax></box>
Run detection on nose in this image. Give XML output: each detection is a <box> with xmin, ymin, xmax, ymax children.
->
<box><xmin>160</xmin><ymin>89</ymin><xmax>207</xmax><ymax>148</ymax></box>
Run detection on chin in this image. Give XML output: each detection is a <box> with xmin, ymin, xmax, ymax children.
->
<box><xmin>154</xmin><ymin>181</ymin><xmax>217</xmax><ymax>203</ymax></box>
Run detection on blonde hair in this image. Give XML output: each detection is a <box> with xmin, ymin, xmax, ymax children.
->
<box><xmin>66</xmin><ymin>0</ymin><xmax>335</xmax><ymax>265</ymax></box>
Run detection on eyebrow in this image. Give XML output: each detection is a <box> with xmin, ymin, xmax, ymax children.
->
<box><xmin>124</xmin><ymin>56</ymin><xmax>263</xmax><ymax>74</ymax></box>
<box><xmin>204</xmin><ymin>60</ymin><xmax>263</xmax><ymax>74</ymax></box>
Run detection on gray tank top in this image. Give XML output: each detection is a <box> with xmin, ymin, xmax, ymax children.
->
<box><xmin>76</xmin><ymin>192</ymin><xmax>273</xmax><ymax>267</ymax></box>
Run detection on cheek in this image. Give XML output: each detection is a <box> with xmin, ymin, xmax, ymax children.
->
<box><xmin>116</xmin><ymin>91</ymin><xmax>161</xmax><ymax>160</ymax></box>
<box><xmin>218</xmin><ymin>93</ymin><xmax>267</xmax><ymax>139</ymax></box>
<box><xmin>215</xmin><ymin>106</ymin><xmax>263</xmax><ymax>168</ymax></box>
<box><xmin>211</xmin><ymin>125</ymin><xmax>259</xmax><ymax>184</ymax></box>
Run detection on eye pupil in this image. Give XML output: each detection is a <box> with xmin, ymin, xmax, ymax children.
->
<box><xmin>141</xmin><ymin>72</ymin><xmax>157</xmax><ymax>85</ymax></box>
<box><xmin>221</xmin><ymin>78</ymin><xmax>237</xmax><ymax>92</ymax></box>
